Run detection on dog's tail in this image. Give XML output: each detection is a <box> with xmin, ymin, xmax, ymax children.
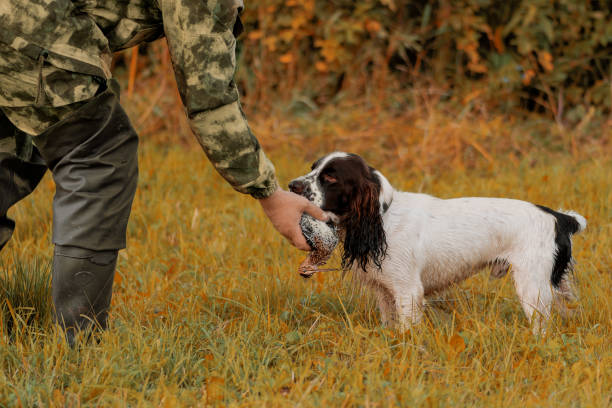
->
<box><xmin>558</xmin><ymin>210</ymin><xmax>587</xmax><ymax>233</ymax></box>
<box><xmin>535</xmin><ymin>205</ymin><xmax>586</xmax><ymax>288</ymax></box>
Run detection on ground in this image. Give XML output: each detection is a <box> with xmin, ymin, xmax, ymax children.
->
<box><xmin>0</xmin><ymin>103</ymin><xmax>610</xmax><ymax>406</ymax></box>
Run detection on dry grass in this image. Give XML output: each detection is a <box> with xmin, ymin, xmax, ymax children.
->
<box><xmin>0</xmin><ymin>54</ymin><xmax>611</xmax><ymax>405</ymax></box>
<box><xmin>1</xmin><ymin>120</ymin><xmax>610</xmax><ymax>406</ymax></box>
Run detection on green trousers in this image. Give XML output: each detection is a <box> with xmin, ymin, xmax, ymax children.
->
<box><xmin>0</xmin><ymin>80</ymin><xmax>138</xmax><ymax>344</ymax></box>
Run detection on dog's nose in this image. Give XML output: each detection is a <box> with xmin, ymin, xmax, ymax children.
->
<box><xmin>289</xmin><ymin>180</ymin><xmax>305</xmax><ymax>194</ymax></box>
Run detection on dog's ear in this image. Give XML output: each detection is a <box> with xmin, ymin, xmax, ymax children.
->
<box><xmin>341</xmin><ymin>170</ymin><xmax>387</xmax><ymax>271</ymax></box>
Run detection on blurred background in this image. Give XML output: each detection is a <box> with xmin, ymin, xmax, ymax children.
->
<box><xmin>113</xmin><ymin>0</ymin><xmax>611</xmax><ymax>174</ymax></box>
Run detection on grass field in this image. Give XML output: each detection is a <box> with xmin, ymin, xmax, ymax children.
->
<box><xmin>0</xmin><ymin>103</ymin><xmax>611</xmax><ymax>407</ymax></box>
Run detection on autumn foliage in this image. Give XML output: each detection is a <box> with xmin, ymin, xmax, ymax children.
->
<box><xmin>112</xmin><ymin>1</ymin><xmax>611</xmax><ymax>173</ymax></box>
<box><xmin>236</xmin><ymin>0</ymin><xmax>611</xmax><ymax>124</ymax></box>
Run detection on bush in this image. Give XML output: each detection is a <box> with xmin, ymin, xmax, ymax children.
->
<box><xmin>237</xmin><ymin>0</ymin><xmax>611</xmax><ymax>123</ymax></box>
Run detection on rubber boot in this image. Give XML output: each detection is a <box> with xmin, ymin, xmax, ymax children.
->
<box><xmin>52</xmin><ymin>245</ymin><xmax>118</xmax><ymax>346</ymax></box>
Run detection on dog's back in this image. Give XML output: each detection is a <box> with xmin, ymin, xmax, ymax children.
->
<box><xmin>381</xmin><ymin>192</ymin><xmax>586</xmax><ymax>311</ymax></box>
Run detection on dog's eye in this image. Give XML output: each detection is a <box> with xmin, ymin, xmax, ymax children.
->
<box><xmin>322</xmin><ymin>174</ymin><xmax>337</xmax><ymax>183</ymax></box>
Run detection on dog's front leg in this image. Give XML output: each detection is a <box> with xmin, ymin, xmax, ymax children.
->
<box><xmin>371</xmin><ymin>283</ymin><xmax>396</xmax><ymax>326</ymax></box>
<box><xmin>392</xmin><ymin>280</ymin><xmax>425</xmax><ymax>330</ymax></box>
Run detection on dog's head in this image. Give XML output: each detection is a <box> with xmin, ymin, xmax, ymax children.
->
<box><xmin>289</xmin><ymin>152</ymin><xmax>391</xmax><ymax>271</ymax></box>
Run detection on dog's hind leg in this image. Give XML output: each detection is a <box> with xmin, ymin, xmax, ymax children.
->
<box><xmin>553</xmin><ymin>272</ymin><xmax>579</xmax><ymax>318</ymax></box>
<box><xmin>509</xmin><ymin>252</ymin><xmax>555</xmax><ymax>333</ymax></box>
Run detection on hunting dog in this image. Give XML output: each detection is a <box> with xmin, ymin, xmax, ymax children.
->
<box><xmin>289</xmin><ymin>152</ymin><xmax>586</xmax><ymax>330</ymax></box>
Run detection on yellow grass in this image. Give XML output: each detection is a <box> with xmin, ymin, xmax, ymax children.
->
<box><xmin>0</xmin><ymin>85</ymin><xmax>611</xmax><ymax>406</ymax></box>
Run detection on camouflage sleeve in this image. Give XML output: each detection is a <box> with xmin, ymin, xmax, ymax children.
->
<box><xmin>158</xmin><ymin>0</ymin><xmax>278</xmax><ymax>199</ymax></box>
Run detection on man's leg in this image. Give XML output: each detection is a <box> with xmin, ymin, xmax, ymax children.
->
<box><xmin>33</xmin><ymin>80</ymin><xmax>139</xmax><ymax>344</ymax></box>
<box><xmin>0</xmin><ymin>111</ymin><xmax>47</xmax><ymax>250</ymax></box>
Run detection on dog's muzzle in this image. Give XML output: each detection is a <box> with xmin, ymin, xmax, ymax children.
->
<box><xmin>289</xmin><ymin>178</ymin><xmax>315</xmax><ymax>202</ymax></box>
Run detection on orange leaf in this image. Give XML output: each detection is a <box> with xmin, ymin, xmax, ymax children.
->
<box><xmin>206</xmin><ymin>376</ymin><xmax>225</xmax><ymax>402</ymax></box>
<box><xmin>493</xmin><ymin>26</ymin><xmax>505</xmax><ymax>52</ymax></box>
<box><xmin>263</xmin><ymin>37</ymin><xmax>277</xmax><ymax>52</ymax></box>
<box><xmin>538</xmin><ymin>51</ymin><xmax>554</xmax><ymax>72</ymax></box>
<box><xmin>523</xmin><ymin>69</ymin><xmax>535</xmax><ymax>85</ymax></box>
<box><xmin>248</xmin><ymin>30</ymin><xmax>263</xmax><ymax>41</ymax></box>
<box><xmin>315</xmin><ymin>39</ymin><xmax>339</xmax><ymax>62</ymax></box>
<box><xmin>449</xmin><ymin>333</ymin><xmax>466</xmax><ymax>354</ymax></box>
<box><xmin>364</xmin><ymin>19</ymin><xmax>382</xmax><ymax>34</ymax></box>
<box><xmin>315</xmin><ymin>61</ymin><xmax>328</xmax><ymax>72</ymax></box>
<box><xmin>468</xmin><ymin>62</ymin><xmax>487</xmax><ymax>74</ymax></box>
<box><xmin>279</xmin><ymin>52</ymin><xmax>294</xmax><ymax>64</ymax></box>
<box><xmin>463</xmin><ymin>89</ymin><xmax>482</xmax><ymax>104</ymax></box>
<box><xmin>113</xmin><ymin>271</ymin><xmax>123</xmax><ymax>285</ymax></box>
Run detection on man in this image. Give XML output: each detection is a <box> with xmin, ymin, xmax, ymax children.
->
<box><xmin>0</xmin><ymin>0</ymin><xmax>327</xmax><ymax>344</ymax></box>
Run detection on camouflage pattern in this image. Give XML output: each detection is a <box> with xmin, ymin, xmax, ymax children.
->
<box><xmin>1</xmin><ymin>102</ymin><xmax>90</xmax><ymax>136</ymax></box>
<box><xmin>0</xmin><ymin>110</ymin><xmax>48</xmax><ymax>250</ymax></box>
<box><xmin>0</xmin><ymin>0</ymin><xmax>278</xmax><ymax>198</ymax></box>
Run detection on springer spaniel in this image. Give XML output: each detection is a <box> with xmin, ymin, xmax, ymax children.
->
<box><xmin>289</xmin><ymin>152</ymin><xmax>586</xmax><ymax>330</ymax></box>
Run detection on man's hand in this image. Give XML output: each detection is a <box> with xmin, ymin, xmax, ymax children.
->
<box><xmin>258</xmin><ymin>188</ymin><xmax>329</xmax><ymax>251</ymax></box>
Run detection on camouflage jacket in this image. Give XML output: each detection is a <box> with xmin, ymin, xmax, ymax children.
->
<box><xmin>0</xmin><ymin>0</ymin><xmax>278</xmax><ymax>198</ymax></box>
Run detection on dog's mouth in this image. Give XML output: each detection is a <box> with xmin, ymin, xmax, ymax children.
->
<box><xmin>288</xmin><ymin>179</ymin><xmax>315</xmax><ymax>202</ymax></box>
<box><xmin>298</xmin><ymin>191</ymin><xmax>316</xmax><ymax>202</ymax></box>
<box><xmin>289</xmin><ymin>178</ymin><xmax>340</xmax><ymax>225</ymax></box>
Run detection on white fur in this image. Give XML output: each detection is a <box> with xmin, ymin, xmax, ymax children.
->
<box><xmin>301</xmin><ymin>153</ymin><xmax>586</xmax><ymax>331</ymax></box>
